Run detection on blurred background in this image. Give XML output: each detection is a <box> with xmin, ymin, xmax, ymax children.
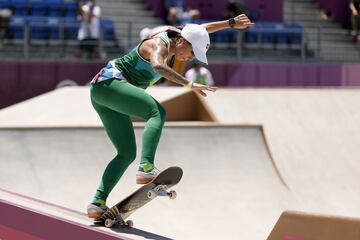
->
<box><xmin>0</xmin><ymin>0</ymin><xmax>359</xmax><ymax>109</ymax></box>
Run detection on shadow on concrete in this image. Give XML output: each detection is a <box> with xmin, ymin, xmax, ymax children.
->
<box><xmin>91</xmin><ymin>224</ymin><xmax>174</xmax><ymax>240</ymax></box>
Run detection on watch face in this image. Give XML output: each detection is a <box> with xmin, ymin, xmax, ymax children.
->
<box><xmin>229</xmin><ymin>18</ymin><xmax>236</xmax><ymax>27</ymax></box>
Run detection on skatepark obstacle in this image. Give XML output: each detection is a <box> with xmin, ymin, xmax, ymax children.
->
<box><xmin>268</xmin><ymin>211</ymin><xmax>360</xmax><ymax>240</ymax></box>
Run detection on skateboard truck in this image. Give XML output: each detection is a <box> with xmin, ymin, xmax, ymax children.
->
<box><xmin>147</xmin><ymin>185</ymin><xmax>177</xmax><ymax>200</ymax></box>
<box><xmin>103</xmin><ymin>215</ymin><xmax>134</xmax><ymax>228</ymax></box>
<box><xmin>98</xmin><ymin>206</ymin><xmax>134</xmax><ymax>228</ymax></box>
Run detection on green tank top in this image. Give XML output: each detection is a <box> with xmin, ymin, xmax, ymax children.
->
<box><xmin>114</xmin><ymin>32</ymin><xmax>171</xmax><ymax>89</ymax></box>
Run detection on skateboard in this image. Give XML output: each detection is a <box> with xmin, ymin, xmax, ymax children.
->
<box><xmin>95</xmin><ymin>166</ymin><xmax>183</xmax><ymax>228</ymax></box>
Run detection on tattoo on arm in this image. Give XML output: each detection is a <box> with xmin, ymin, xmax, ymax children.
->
<box><xmin>154</xmin><ymin>64</ymin><xmax>188</xmax><ymax>86</ymax></box>
<box><xmin>150</xmin><ymin>38</ymin><xmax>189</xmax><ymax>86</ymax></box>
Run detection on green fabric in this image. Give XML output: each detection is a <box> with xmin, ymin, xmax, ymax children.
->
<box><xmin>195</xmin><ymin>75</ymin><xmax>206</xmax><ymax>85</ymax></box>
<box><xmin>90</xmin><ymin>79</ymin><xmax>166</xmax><ymax>201</ymax></box>
<box><xmin>139</xmin><ymin>162</ymin><xmax>155</xmax><ymax>172</ymax></box>
<box><xmin>114</xmin><ymin>32</ymin><xmax>170</xmax><ymax>89</ymax></box>
<box><xmin>91</xmin><ymin>197</ymin><xmax>106</xmax><ymax>207</ymax></box>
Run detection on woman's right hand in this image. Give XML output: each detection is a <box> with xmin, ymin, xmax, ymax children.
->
<box><xmin>190</xmin><ymin>82</ymin><xmax>218</xmax><ymax>97</ymax></box>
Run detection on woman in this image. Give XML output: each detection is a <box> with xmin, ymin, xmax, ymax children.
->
<box><xmin>87</xmin><ymin>14</ymin><xmax>254</xmax><ymax>218</ymax></box>
<box><xmin>76</xmin><ymin>0</ymin><xmax>101</xmax><ymax>59</ymax></box>
<box><xmin>350</xmin><ymin>0</ymin><xmax>360</xmax><ymax>39</ymax></box>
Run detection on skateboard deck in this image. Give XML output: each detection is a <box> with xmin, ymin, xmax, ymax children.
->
<box><xmin>96</xmin><ymin>166</ymin><xmax>183</xmax><ymax>228</ymax></box>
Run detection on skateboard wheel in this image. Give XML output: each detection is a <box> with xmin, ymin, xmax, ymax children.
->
<box><xmin>104</xmin><ymin>218</ymin><xmax>115</xmax><ymax>228</ymax></box>
<box><xmin>147</xmin><ymin>190</ymin><xmax>157</xmax><ymax>199</ymax></box>
<box><xmin>169</xmin><ymin>190</ymin><xmax>177</xmax><ymax>199</ymax></box>
<box><xmin>126</xmin><ymin>220</ymin><xmax>134</xmax><ymax>228</ymax></box>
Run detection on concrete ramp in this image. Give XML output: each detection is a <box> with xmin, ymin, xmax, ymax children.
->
<box><xmin>0</xmin><ymin>87</ymin><xmax>216</xmax><ymax>127</ymax></box>
<box><xmin>0</xmin><ymin>126</ymin><xmax>284</xmax><ymax>240</ymax></box>
<box><xmin>0</xmin><ymin>188</ymin><xmax>131</xmax><ymax>240</ymax></box>
<box><xmin>268</xmin><ymin>211</ymin><xmax>360</xmax><ymax>240</ymax></box>
<box><xmin>2</xmin><ymin>88</ymin><xmax>360</xmax><ymax>238</ymax></box>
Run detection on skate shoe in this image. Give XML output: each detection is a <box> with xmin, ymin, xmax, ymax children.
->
<box><xmin>87</xmin><ymin>203</ymin><xmax>108</xmax><ymax>219</ymax></box>
<box><xmin>136</xmin><ymin>167</ymin><xmax>160</xmax><ymax>184</ymax></box>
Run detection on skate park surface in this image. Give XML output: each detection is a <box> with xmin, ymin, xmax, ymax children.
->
<box><xmin>1</xmin><ymin>87</ymin><xmax>360</xmax><ymax>239</ymax></box>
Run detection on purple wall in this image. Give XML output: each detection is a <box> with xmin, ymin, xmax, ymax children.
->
<box><xmin>143</xmin><ymin>0</ymin><xmax>165</xmax><ymax>18</ymax></box>
<box><xmin>207</xmin><ymin>63</ymin><xmax>359</xmax><ymax>87</ymax></box>
<box><xmin>315</xmin><ymin>0</ymin><xmax>350</xmax><ymax>28</ymax></box>
<box><xmin>342</xmin><ymin>64</ymin><xmax>360</xmax><ymax>85</ymax></box>
<box><xmin>244</xmin><ymin>0</ymin><xmax>283</xmax><ymax>22</ymax></box>
<box><xmin>0</xmin><ymin>60</ymin><xmax>103</xmax><ymax>109</ymax></box>
<box><xmin>143</xmin><ymin>0</ymin><xmax>283</xmax><ymax>22</ymax></box>
<box><xmin>183</xmin><ymin>0</ymin><xmax>228</xmax><ymax>20</ymax></box>
<box><xmin>143</xmin><ymin>0</ymin><xmax>228</xmax><ymax>20</ymax></box>
<box><xmin>0</xmin><ymin>199</ymin><xmax>127</xmax><ymax>240</ymax></box>
<box><xmin>1</xmin><ymin>60</ymin><xmax>360</xmax><ymax>109</ymax></box>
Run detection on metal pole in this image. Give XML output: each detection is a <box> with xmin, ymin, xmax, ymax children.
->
<box><xmin>24</xmin><ymin>26</ymin><xmax>29</xmax><ymax>59</ymax></box>
<box><xmin>236</xmin><ymin>31</ymin><xmax>243</xmax><ymax>59</ymax></box>
<box><xmin>59</xmin><ymin>21</ymin><xmax>65</xmax><ymax>58</ymax></box>
<box><xmin>291</xmin><ymin>0</ymin><xmax>295</xmax><ymax>24</ymax></box>
<box><xmin>301</xmin><ymin>29</ymin><xmax>306</xmax><ymax>62</ymax></box>
<box><xmin>127</xmin><ymin>21</ymin><xmax>132</xmax><ymax>51</ymax></box>
<box><xmin>257</xmin><ymin>28</ymin><xmax>261</xmax><ymax>50</ymax></box>
<box><xmin>317</xmin><ymin>26</ymin><xmax>321</xmax><ymax>59</ymax></box>
<box><xmin>99</xmin><ymin>27</ymin><xmax>105</xmax><ymax>59</ymax></box>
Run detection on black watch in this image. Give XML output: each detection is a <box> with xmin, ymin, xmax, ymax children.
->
<box><xmin>228</xmin><ymin>18</ymin><xmax>236</xmax><ymax>28</ymax></box>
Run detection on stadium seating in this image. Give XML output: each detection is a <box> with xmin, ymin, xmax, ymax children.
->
<box><xmin>47</xmin><ymin>17</ymin><xmax>61</xmax><ymax>39</ymax></box>
<box><xmin>28</xmin><ymin>16</ymin><xmax>47</xmax><ymax>39</ymax></box>
<box><xmin>284</xmin><ymin>23</ymin><xmax>303</xmax><ymax>44</ymax></box>
<box><xmin>245</xmin><ymin>22</ymin><xmax>303</xmax><ymax>46</ymax></box>
<box><xmin>11</xmin><ymin>0</ymin><xmax>29</xmax><ymax>16</ymax></box>
<box><xmin>0</xmin><ymin>0</ymin><xmax>11</xmax><ymax>9</ymax></box>
<box><xmin>6</xmin><ymin>16</ymin><xmax>115</xmax><ymax>42</ymax></box>
<box><xmin>47</xmin><ymin>0</ymin><xmax>63</xmax><ymax>17</ymax></box>
<box><xmin>192</xmin><ymin>19</ymin><xmax>303</xmax><ymax>47</ymax></box>
<box><xmin>3</xmin><ymin>0</ymin><xmax>109</xmax><ymax>41</ymax></box>
<box><xmin>63</xmin><ymin>17</ymin><xmax>78</xmax><ymax>40</ymax></box>
<box><xmin>29</xmin><ymin>0</ymin><xmax>47</xmax><ymax>16</ymax></box>
<box><xmin>62</xmin><ymin>0</ymin><xmax>76</xmax><ymax>17</ymax></box>
<box><xmin>1</xmin><ymin>0</ymin><xmax>76</xmax><ymax>17</ymax></box>
<box><xmin>8</xmin><ymin>16</ymin><xmax>26</xmax><ymax>39</ymax></box>
<box><xmin>210</xmin><ymin>29</ymin><xmax>236</xmax><ymax>43</ymax></box>
<box><xmin>100</xmin><ymin>19</ymin><xmax>115</xmax><ymax>41</ymax></box>
<box><xmin>261</xmin><ymin>22</ymin><xmax>277</xmax><ymax>44</ymax></box>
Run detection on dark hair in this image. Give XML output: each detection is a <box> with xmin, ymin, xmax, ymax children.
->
<box><xmin>167</xmin><ymin>31</ymin><xmax>180</xmax><ymax>39</ymax></box>
<box><xmin>165</xmin><ymin>25</ymin><xmax>183</xmax><ymax>39</ymax></box>
<box><xmin>148</xmin><ymin>25</ymin><xmax>183</xmax><ymax>39</ymax></box>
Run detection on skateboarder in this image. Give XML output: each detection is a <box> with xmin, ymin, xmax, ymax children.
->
<box><xmin>87</xmin><ymin>14</ymin><xmax>254</xmax><ymax>219</ymax></box>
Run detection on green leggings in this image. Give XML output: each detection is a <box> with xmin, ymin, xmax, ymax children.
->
<box><xmin>90</xmin><ymin>78</ymin><xmax>166</xmax><ymax>201</ymax></box>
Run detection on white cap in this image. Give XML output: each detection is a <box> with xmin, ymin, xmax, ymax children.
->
<box><xmin>140</xmin><ymin>27</ymin><xmax>151</xmax><ymax>40</ymax></box>
<box><xmin>181</xmin><ymin>24</ymin><xmax>210</xmax><ymax>65</ymax></box>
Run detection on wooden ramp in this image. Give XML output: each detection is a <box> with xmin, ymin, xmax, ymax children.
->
<box><xmin>268</xmin><ymin>211</ymin><xmax>360</xmax><ymax>240</ymax></box>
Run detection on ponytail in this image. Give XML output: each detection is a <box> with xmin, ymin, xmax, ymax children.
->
<box><xmin>149</xmin><ymin>25</ymin><xmax>183</xmax><ymax>39</ymax></box>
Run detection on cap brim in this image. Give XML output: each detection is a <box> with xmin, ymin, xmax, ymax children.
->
<box><xmin>192</xmin><ymin>45</ymin><xmax>208</xmax><ymax>65</ymax></box>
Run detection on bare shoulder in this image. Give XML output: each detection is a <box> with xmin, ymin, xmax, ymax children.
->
<box><xmin>147</xmin><ymin>37</ymin><xmax>168</xmax><ymax>50</ymax></box>
<box><xmin>140</xmin><ymin>37</ymin><xmax>168</xmax><ymax>60</ymax></box>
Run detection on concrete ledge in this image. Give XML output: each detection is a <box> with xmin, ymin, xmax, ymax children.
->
<box><xmin>0</xmin><ymin>189</ymin><xmax>132</xmax><ymax>240</ymax></box>
<box><xmin>268</xmin><ymin>211</ymin><xmax>360</xmax><ymax>240</ymax></box>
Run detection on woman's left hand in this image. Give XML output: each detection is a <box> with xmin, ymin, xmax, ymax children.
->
<box><xmin>233</xmin><ymin>14</ymin><xmax>255</xmax><ymax>30</ymax></box>
<box><xmin>190</xmin><ymin>82</ymin><xmax>218</xmax><ymax>97</ymax></box>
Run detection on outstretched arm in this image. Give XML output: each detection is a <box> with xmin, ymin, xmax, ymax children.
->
<box><xmin>149</xmin><ymin>38</ymin><xmax>217</xmax><ymax>97</ymax></box>
<box><xmin>201</xmin><ymin>14</ymin><xmax>254</xmax><ymax>33</ymax></box>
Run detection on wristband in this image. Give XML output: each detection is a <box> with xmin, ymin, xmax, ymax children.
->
<box><xmin>186</xmin><ymin>82</ymin><xmax>193</xmax><ymax>89</ymax></box>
